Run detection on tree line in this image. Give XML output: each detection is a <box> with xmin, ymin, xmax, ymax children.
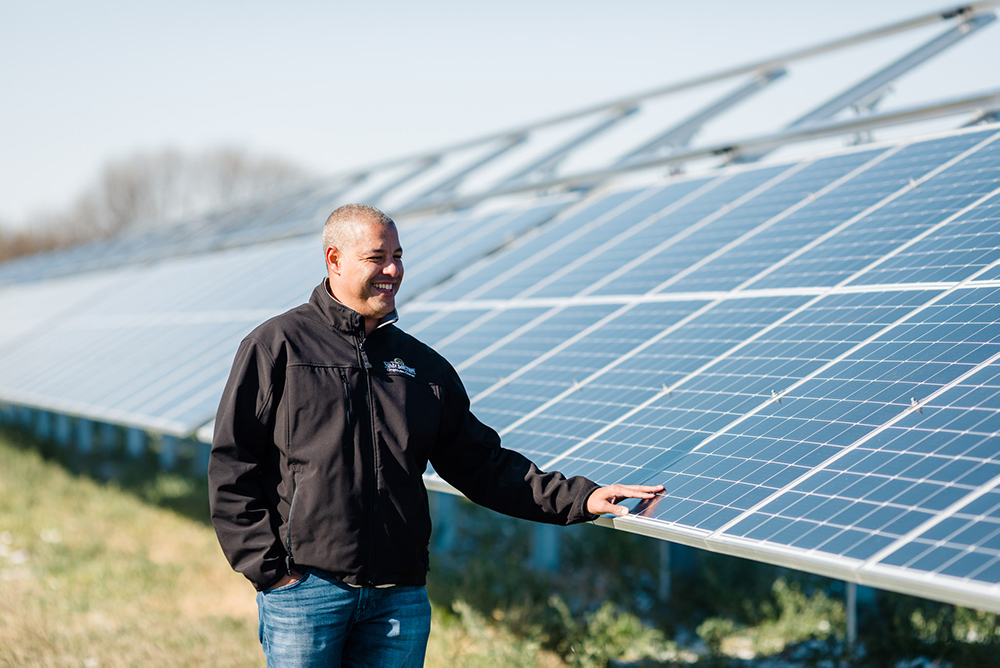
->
<box><xmin>0</xmin><ymin>147</ymin><xmax>310</xmax><ymax>263</ymax></box>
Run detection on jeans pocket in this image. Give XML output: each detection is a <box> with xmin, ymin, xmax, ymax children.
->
<box><xmin>262</xmin><ymin>568</ymin><xmax>311</xmax><ymax>594</ymax></box>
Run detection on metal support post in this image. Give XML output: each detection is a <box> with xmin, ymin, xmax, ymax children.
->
<box><xmin>618</xmin><ymin>68</ymin><xmax>786</xmax><ymax>166</ymax></box>
<box><xmin>126</xmin><ymin>428</ymin><xmax>146</xmax><ymax>459</ymax></box>
<box><xmin>76</xmin><ymin>418</ymin><xmax>94</xmax><ymax>454</ymax></box>
<box><xmin>403</xmin><ymin>134</ymin><xmax>527</xmax><ymax>210</ymax></box>
<box><xmin>54</xmin><ymin>414</ymin><xmax>72</xmax><ymax>448</ymax></box>
<box><xmin>846</xmin><ymin>581</ymin><xmax>857</xmax><ymax>649</ymax></box>
<box><xmin>194</xmin><ymin>440</ymin><xmax>211</xmax><ymax>478</ymax></box>
<box><xmin>99</xmin><ymin>422</ymin><xmax>118</xmax><ymax>453</ymax></box>
<box><xmin>159</xmin><ymin>435</ymin><xmax>179</xmax><ymax>470</ymax></box>
<box><xmin>658</xmin><ymin>541</ymin><xmax>672</xmax><ymax>601</ymax></box>
<box><xmin>530</xmin><ymin>523</ymin><xmax>561</xmax><ymax>572</ymax></box>
<box><xmin>34</xmin><ymin>410</ymin><xmax>52</xmax><ymax>441</ymax></box>
<box><xmin>432</xmin><ymin>491</ymin><xmax>457</xmax><ymax>554</ymax></box>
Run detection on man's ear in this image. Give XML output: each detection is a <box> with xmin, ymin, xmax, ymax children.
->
<box><xmin>325</xmin><ymin>246</ymin><xmax>341</xmax><ymax>275</ymax></box>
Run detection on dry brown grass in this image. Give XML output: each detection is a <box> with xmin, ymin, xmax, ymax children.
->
<box><xmin>0</xmin><ymin>439</ymin><xmax>262</xmax><ymax>667</ymax></box>
<box><xmin>0</xmin><ymin>435</ymin><xmax>565</xmax><ymax>667</ymax></box>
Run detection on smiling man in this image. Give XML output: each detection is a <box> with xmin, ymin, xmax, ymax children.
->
<box><xmin>208</xmin><ymin>203</ymin><xmax>662</xmax><ymax>667</ymax></box>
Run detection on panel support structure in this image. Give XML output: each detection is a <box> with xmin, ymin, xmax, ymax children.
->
<box><xmin>658</xmin><ymin>541</ymin><xmax>671</xmax><ymax>601</ymax></box>
<box><xmin>735</xmin><ymin>12</ymin><xmax>996</xmax><ymax>162</ymax></box>
<box><xmin>531</xmin><ymin>523</ymin><xmax>561</xmax><ymax>572</ymax></box>
<box><xmin>76</xmin><ymin>418</ymin><xmax>94</xmax><ymax>454</ymax></box>
<box><xmin>159</xmin><ymin>434</ymin><xmax>178</xmax><ymax>470</ymax></box>
<box><xmin>846</xmin><ymin>581</ymin><xmax>857</xmax><ymax>648</ymax></box>
<box><xmin>126</xmin><ymin>428</ymin><xmax>146</xmax><ymax>459</ymax></box>
<box><xmin>367</xmin><ymin>156</ymin><xmax>441</xmax><ymax>207</ymax></box>
<box><xmin>34</xmin><ymin>410</ymin><xmax>51</xmax><ymax>441</ymax></box>
<box><xmin>492</xmin><ymin>106</ymin><xmax>639</xmax><ymax>192</ymax></box>
<box><xmin>403</xmin><ymin>135</ymin><xmax>527</xmax><ymax>210</ymax></box>
<box><xmin>618</xmin><ymin>68</ymin><xmax>786</xmax><ymax>166</ymax></box>
<box><xmin>432</xmin><ymin>490</ymin><xmax>457</xmax><ymax>554</ymax></box>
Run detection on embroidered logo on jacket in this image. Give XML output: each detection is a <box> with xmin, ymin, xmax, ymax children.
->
<box><xmin>384</xmin><ymin>357</ymin><xmax>416</xmax><ymax>378</ymax></box>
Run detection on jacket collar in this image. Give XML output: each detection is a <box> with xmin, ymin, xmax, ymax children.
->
<box><xmin>309</xmin><ymin>278</ymin><xmax>398</xmax><ymax>336</ymax></box>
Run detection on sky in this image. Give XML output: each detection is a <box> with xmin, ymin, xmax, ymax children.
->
<box><xmin>2</xmin><ymin>0</ymin><xmax>999</xmax><ymax>229</ymax></box>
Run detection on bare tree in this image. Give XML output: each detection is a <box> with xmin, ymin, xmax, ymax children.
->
<box><xmin>0</xmin><ymin>147</ymin><xmax>310</xmax><ymax>263</ymax></box>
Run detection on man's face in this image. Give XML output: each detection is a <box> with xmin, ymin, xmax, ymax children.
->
<box><xmin>326</xmin><ymin>222</ymin><xmax>403</xmax><ymax>327</ymax></box>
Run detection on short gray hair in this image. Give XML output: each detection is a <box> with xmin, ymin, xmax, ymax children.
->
<box><xmin>323</xmin><ymin>203</ymin><xmax>395</xmax><ymax>252</ymax></box>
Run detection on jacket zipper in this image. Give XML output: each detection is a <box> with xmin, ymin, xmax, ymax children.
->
<box><xmin>357</xmin><ymin>334</ymin><xmax>378</xmax><ymax>585</ymax></box>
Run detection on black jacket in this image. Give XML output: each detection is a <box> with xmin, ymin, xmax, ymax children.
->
<box><xmin>208</xmin><ymin>280</ymin><xmax>600</xmax><ymax>590</ymax></box>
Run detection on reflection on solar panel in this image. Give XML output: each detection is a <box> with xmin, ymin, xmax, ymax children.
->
<box><xmin>2</xmin><ymin>123</ymin><xmax>1000</xmax><ymax>613</ymax></box>
<box><xmin>399</xmin><ymin>125</ymin><xmax>1000</xmax><ymax>611</ymax></box>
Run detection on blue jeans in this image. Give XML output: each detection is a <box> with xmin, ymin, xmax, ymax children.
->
<box><xmin>256</xmin><ymin>568</ymin><xmax>431</xmax><ymax>667</ymax></box>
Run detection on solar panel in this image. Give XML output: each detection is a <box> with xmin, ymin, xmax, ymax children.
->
<box><xmin>0</xmin><ymin>196</ymin><xmax>573</xmax><ymax>434</ymax></box>
<box><xmin>2</xmin><ymin>124</ymin><xmax>1000</xmax><ymax>612</ymax></box>
<box><xmin>405</xmin><ymin>125</ymin><xmax>1000</xmax><ymax>611</ymax></box>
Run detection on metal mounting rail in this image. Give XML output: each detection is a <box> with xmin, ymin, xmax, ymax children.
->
<box><xmin>390</xmin><ymin>88</ymin><xmax>1000</xmax><ymax>217</ymax></box>
<box><xmin>332</xmin><ymin>2</ymin><xmax>999</xmax><ymax>180</ymax></box>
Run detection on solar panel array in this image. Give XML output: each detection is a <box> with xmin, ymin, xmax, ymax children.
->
<box><xmin>1</xmin><ymin>124</ymin><xmax>999</xmax><ymax>612</ymax></box>
<box><xmin>0</xmin><ymin>195</ymin><xmax>575</xmax><ymax>434</ymax></box>
<box><xmin>399</xmin><ymin>125</ymin><xmax>1000</xmax><ymax>611</ymax></box>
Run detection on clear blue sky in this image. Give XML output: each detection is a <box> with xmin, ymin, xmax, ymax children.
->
<box><xmin>2</xmin><ymin>1</ymin><xmax>998</xmax><ymax>228</ymax></box>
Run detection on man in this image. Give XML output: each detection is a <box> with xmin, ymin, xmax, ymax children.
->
<box><xmin>209</xmin><ymin>203</ymin><xmax>662</xmax><ymax>666</ymax></box>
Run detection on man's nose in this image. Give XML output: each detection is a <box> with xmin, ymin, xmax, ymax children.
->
<box><xmin>384</xmin><ymin>260</ymin><xmax>402</xmax><ymax>277</ymax></box>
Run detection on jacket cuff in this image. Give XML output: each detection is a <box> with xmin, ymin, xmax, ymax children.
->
<box><xmin>574</xmin><ymin>480</ymin><xmax>602</xmax><ymax>523</ymax></box>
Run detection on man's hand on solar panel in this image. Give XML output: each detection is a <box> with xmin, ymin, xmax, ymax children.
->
<box><xmin>586</xmin><ymin>483</ymin><xmax>665</xmax><ymax>516</ymax></box>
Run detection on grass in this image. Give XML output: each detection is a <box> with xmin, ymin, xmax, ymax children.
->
<box><xmin>0</xmin><ymin>431</ymin><xmax>261</xmax><ymax>667</ymax></box>
<box><xmin>3</xmin><ymin>424</ymin><xmax>998</xmax><ymax>667</ymax></box>
<box><xmin>0</xmin><ymin>429</ymin><xmax>565</xmax><ymax>667</ymax></box>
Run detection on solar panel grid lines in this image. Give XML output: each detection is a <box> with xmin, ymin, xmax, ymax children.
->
<box><xmin>455</xmin><ymin>162</ymin><xmax>833</xmax><ymax>404</ymax></box>
<box><xmin>417</xmin><ymin>188</ymin><xmax>647</xmax><ymax>306</ymax></box>
<box><xmin>26</xmin><ymin>321</ymin><xmax>237</xmax><ymax>423</ymax></box>
<box><xmin>492</xmin><ymin>178</ymin><xmax>726</xmax><ymax>303</ymax></box>
<box><xmin>627</xmin><ymin>259</ymin><xmax>1000</xmax><ymax>495</ymax></box>
<box><xmin>692</xmin><ymin>292</ymin><xmax>1000</xmax><ymax>562</ymax></box>
<box><xmin>519</xmin><ymin>168</ymin><xmax>1000</xmax><ymax>475</ymax></box>
<box><xmin>474</xmin><ymin>300</ymin><xmax>715</xmax><ymax>440</ymax></box>
<box><xmin>110</xmin><ymin>323</ymin><xmax>250</xmax><ymax>416</ymax></box>
<box><xmin>664</xmin><ymin>142</ymin><xmax>908</xmax><ymax>290</ymax></box>
<box><xmin>595</xmin><ymin>157</ymin><xmax>888</xmax><ymax>299</ymax></box>
<box><xmin>503</xmin><ymin>298</ymin><xmax>723</xmax><ymax>440</ymax></box>
<box><xmin>399</xmin><ymin>189</ymin><xmax>647</xmax><ymax>335</ymax></box>
<box><xmin>454</xmin><ymin>149</ymin><xmax>1000</xmax><ymax>482</ymax></box>
<box><xmin>400</xmin><ymin>200</ymin><xmax>580</xmax><ymax>306</ymax></box>
<box><xmin>863</xmin><ymin>472</ymin><xmax>1000</xmax><ymax>572</ymax></box>
<box><xmin>740</xmin><ymin>131</ymin><xmax>1000</xmax><ymax>292</ymax></box>
<box><xmin>708</xmin><ymin>344</ymin><xmax>1000</xmax><ymax>543</ymax></box>
<box><xmin>872</xmin><ymin>483</ymin><xmax>1000</xmax><ymax>589</ymax></box>
<box><xmin>472</xmin><ymin>181</ymin><xmax>737</xmax><ymax>303</ymax></box>
<box><xmin>400</xmin><ymin>208</ymin><xmax>527</xmax><ymax>298</ymax></box>
<box><xmin>839</xmin><ymin>187</ymin><xmax>1000</xmax><ymax>288</ymax></box>
<box><xmin>752</xmin><ymin>129</ymin><xmax>1000</xmax><ymax>290</ymax></box>
<box><xmin>549</xmin><ymin>165</ymin><xmax>798</xmax><ymax>299</ymax></box>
